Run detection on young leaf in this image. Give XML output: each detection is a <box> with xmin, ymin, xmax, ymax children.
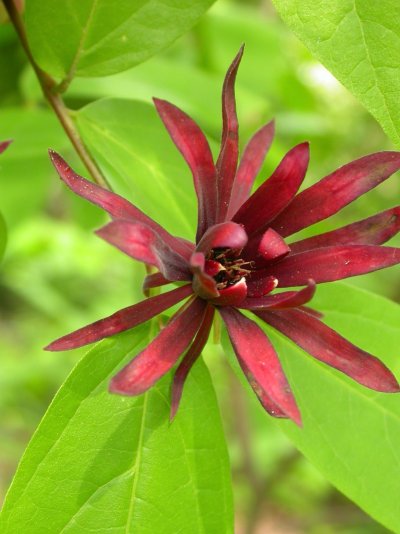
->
<box><xmin>0</xmin><ymin>324</ymin><xmax>233</xmax><ymax>533</ymax></box>
<box><xmin>75</xmin><ymin>99</ymin><xmax>200</xmax><ymax>240</ymax></box>
<box><xmin>224</xmin><ymin>282</ymin><xmax>400</xmax><ymax>532</ymax></box>
<box><xmin>272</xmin><ymin>0</ymin><xmax>400</xmax><ymax>147</ymax></box>
<box><xmin>25</xmin><ymin>0</ymin><xmax>216</xmax><ymax>81</ymax></box>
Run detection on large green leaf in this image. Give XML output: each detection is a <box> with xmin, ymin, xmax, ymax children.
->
<box><xmin>75</xmin><ymin>98</ymin><xmax>199</xmax><ymax>240</ymax></box>
<box><xmin>272</xmin><ymin>0</ymin><xmax>400</xmax><ymax>147</ymax></box>
<box><xmin>223</xmin><ymin>282</ymin><xmax>400</xmax><ymax>532</ymax></box>
<box><xmin>0</xmin><ymin>323</ymin><xmax>233</xmax><ymax>533</ymax></box>
<box><xmin>25</xmin><ymin>0</ymin><xmax>215</xmax><ymax>80</ymax></box>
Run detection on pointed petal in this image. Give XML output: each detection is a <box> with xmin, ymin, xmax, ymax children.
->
<box><xmin>211</xmin><ymin>277</ymin><xmax>247</xmax><ymax>306</ymax></box>
<box><xmin>49</xmin><ymin>150</ymin><xmax>192</xmax><ymax>259</ymax></box>
<box><xmin>261</xmin><ymin>245</ymin><xmax>400</xmax><ymax>287</ymax></box>
<box><xmin>190</xmin><ymin>252</ymin><xmax>219</xmax><ymax>299</ymax></box>
<box><xmin>153</xmin><ymin>99</ymin><xmax>217</xmax><ymax>240</ymax></box>
<box><xmin>196</xmin><ymin>222</ymin><xmax>247</xmax><ymax>254</ymax></box>
<box><xmin>227</xmin><ymin>121</ymin><xmax>275</xmax><ymax>218</ymax></box>
<box><xmin>233</xmin><ymin>143</ymin><xmax>310</xmax><ymax>236</ymax></box>
<box><xmin>258</xmin><ymin>309</ymin><xmax>400</xmax><ymax>392</ymax></box>
<box><xmin>271</xmin><ymin>151</ymin><xmax>400</xmax><ymax>237</ymax></box>
<box><xmin>290</xmin><ymin>207</ymin><xmax>400</xmax><ymax>253</ymax></box>
<box><xmin>170</xmin><ymin>305</ymin><xmax>214</xmax><ymax>420</ymax></box>
<box><xmin>96</xmin><ymin>220</ymin><xmax>191</xmax><ymax>281</ymax></box>
<box><xmin>45</xmin><ymin>284</ymin><xmax>193</xmax><ymax>351</ymax></box>
<box><xmin>220</xmin><ymin>307</ymin><xmax>301</xmax><ymax>424</ymax></box>
<box><xmin>0</xmin><ymin>140</ymin><xmax>12</xmax><ymax>154</ymax></box>
<box><xmin>142</xmin><ymin>272</ymin><xmax>170</xmax><ymax>295</ymax></box>
<box><xmin>241</xmin><ymin>280</ymin><xmax>316</xmax><ymax>310</ymax></box>
<box><xmin>110</xmin><ymin>297</ymin><xmax>207</xmax><ymax>396</ymax></box>
<box><xmin>216</xmin><ymin>46</ymin><xmax>244</xmax><ymax>222</ymax></box>
<box><xmin>246</xmin><ymin>275</ymin><xmax>278</xmax><ymax>298</ymax></box>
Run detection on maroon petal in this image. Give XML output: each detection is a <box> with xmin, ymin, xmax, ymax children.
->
<box><xmin>96</xmin><ymin>220</ymin><xmax>191</xmax><ymax>282</ymax></box>
<box><xmin>45</xmin><ymin>284</ymin><xmax>193</xmax><ymax>351</ymax></box>
<box><xmin>220</xmin><ymin>307</ymin><xmax>301</xmax><ymax>424</ymax></box>
<box><xmin>110</xmin><ymin>297</ymin><xmax>207</xmax><ymax>396</ymax></box>
<box><xmin>258</xmin><ymin>308</ymin><xmax>400</xmax><ymax>392</ymax></box>
<box><xmin>261</xmin><ymin>245</ymin><xmax>400</xmax><ymax>287</ymax></box>
<box><xmin>290</xmin><ymin>207</ymin><xmax>400</xmax><ymax>254</ymax></box>
<box><xmin>247</xmin><ymin>275</ymin><xmax>278</xmax><ymax>298</ymax></box>
<box><xmin>216</xmin><ymin>46</ymin><xmax>244</xmax><ymax>223</ymax></box>
<box><xmin>243</xmin><ymin>228</ymin><xmax>290</xmax><ymax>268</ymax></box>
<box><xmin>227</xmin><ymin>121</ymin><xmax>275</xmax><ymax>218</ymax></box>
<box><xmin>211</xmin><ymin>277</ymin><xmax>247</xmax><ymax>306</ymax></box>
<box><xmin>0</xmin><ymin>140</ymin><xmax>12</xmax><ymax>154</ymax></box>
<box><xmin>49</xmin><ymin>150</ymin><xmax>192</xmax><ymax>259</ymax></box>
<box><xmin>170</xmin><ymin>305</ymin><xmax>215</xmax><ymax>420</ymax></box>
<box><xmin>143</xmin><ymin>272</ymin><xmax>170</xmax><ymax>295</ymax></box>
<box><xmin>196</xmin><ymin>222</ymin><xmax>247</xmax><ymax>254</ymax></box>
<box><xmin>271</xmin><ymin>151</ymin><xmax>400</xmax><ymax>237</ymax></box>
<box><xmin>153</xmin><ymin>98</ymin><xmax>217</xmax><ymax>241</ymax></box>
<box><xmin>233</xmin><ymin>143</ymin><xmax>309</xmax><ymax>236</ymax></box>
<box><xmin>190</xmin><ymin>252</ymin><xmax>219</xmax><ymax>299</ymax></box>
<box><xmin>241</xmin><ymin>280</ymin><xmax>315</xmax><ymax>310</ymax></box>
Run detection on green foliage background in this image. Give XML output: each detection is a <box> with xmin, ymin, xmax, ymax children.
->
<box><xmin>0</xmin><ymin>0</ymin><xmax>400</xmax><ymax>532</ymax></box>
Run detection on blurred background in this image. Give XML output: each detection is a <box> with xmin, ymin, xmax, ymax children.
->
<box><xmin>0</xmin><ymin>0</ymin><xmax>398</xmax><ymax>532</ymax></box>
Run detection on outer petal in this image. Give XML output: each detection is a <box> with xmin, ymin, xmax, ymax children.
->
<box><xmin>196</xmin><ymin>221</ymin><xmax>247</xmax><ymax>254</ymax></box>
<box><xmin>96</xmin><ymin>220</ymin><xmax>191</xmax><ymax>281</ymax></box>
<box><xmin>271</xmin><ymin>151</ymin><xmax>400</xmax><ymax>237</ymax></box>
<box><xmin>258</xmin><ymin>308</ymin><xmax>400</xmax><ymax>392</ymax></box>
<box><xmin>0</xmin><ymin>140</ymin><xmax>12</xmax><ymax>154</ymax></box>
<box><xmin>290</xmin><ymin>207</ymin><xmax>400</xmax><ymax>253</ymax></box>
<box><xmin>153</xmin><ymin>98</ymin><xmax>217</xmax><ymax>241</ymax></box>
<box><xmin>220</xmin><ymin>307</ymin><xmax>301</xmax><ymax>424</ymax></box>
<box><xmin>227</xmin><ymin>121</ymin><xmax>275</xmax><ymax>218</ymax></box>
<box><xmin>45</xmin><ymin>284</ymin><xmax>193</xmax><ymax>351</ymax></box>
<box><xmin>110</xmin><ymin>297</ymin><xmax>207</xmax><ymax>395</ymax></box>
<box><xmin>241</xmin><ymin>280</ymin><xmax>315</xmax><ymax>310</ymax></box>
<box><xmin>233</xmin><ymin>143</ymin><xmax>309</xmax><ymax>236</ymax></box>
<box><xmin>49</xmin><ymin>150</ymin><xmax>193</xmax><ymax>259</ymax></box>
<box><xmin>142</xmin><ymin>272</ymin><xmax>170</xmax><ymax>295</ymax></box>
<box><xmin>216</xmin><ymin>46</ymin><xmax>243</xmax><ymax>223</ymax></box>
<box><xmin>170</xmin><ymin>305</ymin><xmax>215</xmax><ymax>420</ymax></box>
<box><xmin>260</xmin><ymin>245</ymin><xmax>400</xmax><ymax>287</ymax></box>
<box><xmin>190</xmin><ymin>252</ymin><xmax>219</xmax><ymax>299</ymax></box>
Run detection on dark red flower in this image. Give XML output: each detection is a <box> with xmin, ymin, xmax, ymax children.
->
<box><xmin>46</xmin><ymin>48</ymin><xmax>400</xmax><ymax>426</ymax></box>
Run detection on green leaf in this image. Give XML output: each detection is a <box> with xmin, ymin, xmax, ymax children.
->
<box><xmin>0</xmin><ymin>211</ymin><xmax>6</xmax><ymax>261</ymax></box>
<box><xmin>25</xmin><ymin>0</ymin><xmax>215</xmax><ymax>81</ymax></box>
<box><xmin>272</xmin><ymin>0</ymin><xmax>400</xmax><ymax>147</ymax></box>
<box><xmin>224</xmin><ymin>282</ymin><xmax>400</xmax><ymax>531</ymax></box>
<box><xmin>0</xmin><ymin>108</ymin><xmax>68</xmax><ymax>226</ymax></box>
<box><xmin>75</xmin><ymin>99</ymin><xmax>199</xmax><ymax>240</ymax></box>
<box><xmin>0</xmin><ymin>323</ymin><xmax>233</xmax><ymax>533</ymax></box>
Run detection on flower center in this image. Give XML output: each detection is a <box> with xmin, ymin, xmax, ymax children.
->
<box><xmin>206</xmin><ymin>248</ymin><xmax>253</xmax><ymax>290</ymax></box>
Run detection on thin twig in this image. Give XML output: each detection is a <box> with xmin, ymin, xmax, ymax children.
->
<box><xmin>2</xmin><ymin>0</ymin><xmax>110</xmax><ymax>189</ymax></box>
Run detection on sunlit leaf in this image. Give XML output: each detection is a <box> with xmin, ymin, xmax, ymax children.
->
<box><xmin>25</xmin><ymin>0</ymin><xmax>215</xmax><ymax>80</ymax></box>
<box><xmin>223</xmin><ymin>282</ymin><xmax>400</xmax><ymax>531</ymax></box>
<box><xmin>272</xmin><ymin>0</ymin><xmax>400</xmax><ymax>147</ymax></box>
<box><xmin>0</xmin><ymin>323</ymin><xmax>233</xmax><ymax>533</ymax></box>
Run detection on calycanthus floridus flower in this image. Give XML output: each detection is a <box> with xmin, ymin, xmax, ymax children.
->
<box><xmin>46</xmin><ymin>47</ymin><xmax>400</xmax><ymax>426</ymax></box>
